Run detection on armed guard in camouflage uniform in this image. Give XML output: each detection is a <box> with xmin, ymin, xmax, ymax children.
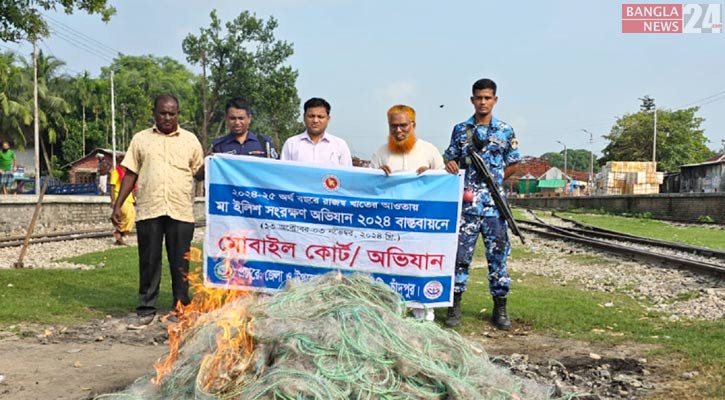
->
<box><xmin>443</xmin><ymin>78</ymin><xmax>521</xmax><ymax>330</ymax></box>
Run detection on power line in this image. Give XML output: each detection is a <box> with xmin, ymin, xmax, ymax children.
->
<box><xmin>42</xmin><ymin>13</ymin><xmax>120</xmax><ymax>64</ymax></box>
<box><xmin>48</xmin><ymin>27</ymin><xmax>113</xmax><ymax>62</ymax></box>
<box><xmin>44</xmin><ymin>14</ymin><xmax>121</xmax><ymax>56</ymax></box>
<box><xmin>39</xmin><ymin>38</ymin><xmax>81</xmax><ymax>76</ymax></box>
<box><xmin>691</xmin><ymin>94</ymin><xmax>725</xmax><ymax>108</ymax></box>
<box><xmin>673</xmin><ymin>90</ymin><xmax>725</xmax><ymax>110</ymax></box>
<box><xmin>0</xmin><ymin>42</ymin><xmax>26</xmax><ymax>55</ymax></box>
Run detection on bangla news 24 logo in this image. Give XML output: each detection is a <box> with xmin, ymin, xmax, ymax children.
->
<box><xmin>622</xmin><ymin>3</ymin><xmax>722</xmax><ymax>33</ymax></box>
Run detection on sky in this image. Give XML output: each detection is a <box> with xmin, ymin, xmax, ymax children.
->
<box><xmin>3</xmin><ymin>0</ymin><xmax>725</xmax><ymax>162</ymax></box>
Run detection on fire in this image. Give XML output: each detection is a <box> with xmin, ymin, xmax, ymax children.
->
<box><xmin>152</xmin><ymin>258</ymin><xmax>255</xmax><ymax>391</ymax></box>
<box><xmin>184</xmin><ymin>247</ymin><xmax>203</xmax><ymax>262</ymax></box>
<box><xmin>197</xmin><ymin>306</ymin><xmax>254</xmax><ymax>392</ymax></box>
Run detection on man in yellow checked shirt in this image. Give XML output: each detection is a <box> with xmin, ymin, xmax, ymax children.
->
<box><xmin>109</xmin><ymin>164</ymin><xmax>135</xmax><ymax>245</ymax></box>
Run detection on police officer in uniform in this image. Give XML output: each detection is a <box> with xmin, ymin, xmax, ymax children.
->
<box><xmin>443</xmin><ymin>78</ymin><xmax>521</xmax><ymax>330</ymax></box>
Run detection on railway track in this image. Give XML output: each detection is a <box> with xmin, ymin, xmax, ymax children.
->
<box><xmin>516</xmin><ymin>212</ymin><xmax>725</xmax><ymax>277</ymax></box>
<box><xmin>548</xmin><ymin>213</ymin><xmax>725</xmax><ymax>261</ymax></box>
<box><xmin>0</xmin><ymin>223</ymin><xmax>206</xmax><ymax>249</ymax></box>
<box><xmin>0</xmin><ymin>228</ymin><xmax>115</xmax><ymax>249</ymax></box>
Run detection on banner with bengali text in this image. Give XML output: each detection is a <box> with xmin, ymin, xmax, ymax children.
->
<box><xmin>203</xmin><ymin>154</ymin><xmax>463</xmax><ymax>307</ymax></box>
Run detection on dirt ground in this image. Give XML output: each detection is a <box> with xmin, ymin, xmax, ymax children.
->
<box><xmin>0</xmin><ymin>315</ymin><xmax>170</xmax><ymax>400</ymax></box>
<box><xmin>0</xmin><ymin>313</ymin><xmax>704</xmax><ymax>400</ymax></box>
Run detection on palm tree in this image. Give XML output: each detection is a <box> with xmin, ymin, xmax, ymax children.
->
<box><xmin>74</xmin><ymin>71</ymin><xmax>93</xmax><ymax>155</ymax></box>
<box><xmin>0</xmin><ymin>51</ymin><xmax>32</xmax><ymax>148</ymax></box>
<box><xmin>20</xmin><ymin>50</ymin><xmax>71</xmax><ymax>172</ymax></box>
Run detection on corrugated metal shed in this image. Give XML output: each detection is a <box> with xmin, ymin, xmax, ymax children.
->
<box><xmin>679</xmin><ymin>154</ymin><xmax>724</xmax><ymax>193</ymax></box>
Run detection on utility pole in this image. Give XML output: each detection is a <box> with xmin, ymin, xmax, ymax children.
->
<box><xmin>110</xmin><ymin>70</ymin><xmax>117</xmax><ymax>170</ymax></box>
<box><xmin>556</xmin><ymin>140</ymin><xmax>568</xmax><ymax>174</ymax></box>
<box><xmin>120</xmin><ymin>103</ymin><xmax>126</xmax><ymax>151</ymax></box>
<box><xmin>82</xmin><ymin>105</ymin><xmax>86</xmax><ymax>156</ymax></box>
<box><xmin>581</xmin><ymin>129</ymin><xmax>594</xmax><ymax>196</ymax></box>
<box><xmin>653</xmin><ymin>107</ymin><xmax>657</xmax><ymax>164</ymax></box>
<box><xmin>556</xmin><ymin>140</ymin><xmax>568</xmax><ymax>195</ymax></box>
<box><xmin>33</xmin><ymin>38</ymin><xmax>40</xmax><ymax>193</ymax></box>
<box><xmin>200</xmin><ymin>49</ymin><xmax>209</xmax><ymax>149</ymax></box>
<box><xmin>639</xmin><ymin>97</ymin><xmax>657</xmax><ymax>165</ymax></box>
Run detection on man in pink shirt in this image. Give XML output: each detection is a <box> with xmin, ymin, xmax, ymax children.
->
<box><xmin>280</xmin><ymin>98</ymin><xmax>352</xmax><ymax>166</ymax></box>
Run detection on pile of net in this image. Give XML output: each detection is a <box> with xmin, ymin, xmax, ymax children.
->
<box><xmin>97</xmin><ymin>273</ymin><xmax>557</xmax><ymax>399</ymax></box>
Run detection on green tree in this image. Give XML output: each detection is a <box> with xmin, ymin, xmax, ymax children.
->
<box><xmin>68</xmin><ymin>71</ymin><xmax>94</xmax><ymax>155</ymax></box>
<box><xmin>3</xmin><ymin>50</ymin><xmax>201</xmax><ymax>174</ymax></box>
<box><xmin>183</xmin><ymin>10</ymin><xmax>301</xmax><ymax>149</ymax></box>
<box><xmin>61</xmin><ymin>71</ymin><xmax>106</xmax><ymax>161</ymax></box>
<box><xmin>0</xmin><ymin>51</ymin><xmax>32</xmax><ymax>147</ymax></box>
<box><xmin>19</xmin><ymin>50</ymin><xmax>72</xmax><ymax>171</ymax></box>
<box><xmin>540</xmin><ymin>149</ymin><xmax>600</xmax><ymax>173</ymax></box>
<box><xmin>0</xmin><ymin>0</ymin><xmax>115</xmax><ymax>42</ymax></box>
<box><xmin>30</xmin><ymin>50</ymin><xmax>71</xmax><ymax>142</ymax></box>
<box><xmin>540</xmin><ymin>152</ymin><xmax>564</xmax><ymax>170</ymax></box>
<box><xmin>104</xmin><ymin>55</ymin><xmax>198</xmax><ymax>138</ymax></box>
<box><xmin>601</xmin><ymin>97</ymin><xmax>712</xmax><ymax>172</ymax></box>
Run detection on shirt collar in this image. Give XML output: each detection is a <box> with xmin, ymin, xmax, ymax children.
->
<box><xmin>152</xmin><ymin>125</ymin><xmax>181</xmax><ymax>137</ymax></box>
<box><xmin>302</xmin><ymin>131</ymin><xmax>330</xmax><ymax>143</ymax></box>
<box><xmin>465</xmin><ymin>115</ymin><xmax>499</xmax><ymax>129</ymax></box>
<box><xmin>221</xmin><ymin>131</ymin><xmax>260</xmax><ymax>144</ymax></box>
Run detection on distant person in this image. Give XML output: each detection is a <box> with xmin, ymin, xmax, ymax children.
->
<box><xmin>0</xmin><ymin>141</ymin><xmax>17</xmax><ymax>194</ymax></box>
<box><xmin>112</xmin><ymin>94</ymin><xmax>204</xmax><ymax>326</ymax></box>
<box><xmin>371</xmin><ymin>104</ymin><xmax>444</xmax><ymax>321</ymax></box>
<box><xmin>443</xmin><ymin>78</ymin><xmax>521</xmax><ymax>330</ymax></box>
<box><xmin>280</xmin><ymin>97</ymin><xmax>352</xmax><ymax>166</ymax></box>
<box><xmin>109</xmin><ymin>164</ymin><xmax>135</xmax><ymax>245</ymax></box>
<box><xmin>194</xmin><ymin>98</ymin><xmax>278</xmax><ymax>180</ymax></box>
<box><xmin>96</xmin><ymin>153</ymin><xmax>110</xmax><ymax>195</ymax></box>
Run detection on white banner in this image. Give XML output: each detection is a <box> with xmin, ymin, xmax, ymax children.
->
<box><xmin>203</xmin><ymin>154</ymin><xmax>463</xmax><ymax>307</ymax></box>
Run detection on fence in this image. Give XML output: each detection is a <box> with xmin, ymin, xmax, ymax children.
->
<box><xmin>21</xmin><ymin>177</ymin><xmax>102</xmax><ymax>195</ymax></box>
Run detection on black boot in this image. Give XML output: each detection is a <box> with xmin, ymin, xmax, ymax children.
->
<box><xmin>492</xmin><ymin>296</ymin><xmax>512</xmax><ymax>331</ymax></box>
<box><xmin>444</xmin><ymin>292</ymin><xmax>462</xmax><ymax>327</ymax></box>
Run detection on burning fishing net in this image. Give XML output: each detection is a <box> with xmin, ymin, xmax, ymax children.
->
<box><xmin>96</xmin><ymin>273</ymin><xmax>556</xmax><ymax>399</ymax></box>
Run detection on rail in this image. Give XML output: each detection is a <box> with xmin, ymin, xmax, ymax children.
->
<box><xmin>516</xmin><ymin>213</ymin><xmax>725</xmax><ymax>277</ymax></box>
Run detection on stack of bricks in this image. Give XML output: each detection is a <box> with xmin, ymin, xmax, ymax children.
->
<box><xmin>595</xmin><ymin>161</ymin><xmax>664</xmax><ymax>195</ymax></box>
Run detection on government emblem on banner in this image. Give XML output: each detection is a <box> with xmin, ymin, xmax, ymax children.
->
<box><xmin>213</xmin><ymin>261</ymin><xmax>234</xmax><ymax>281</ymax></box>
<box><xmin>323</xmin><ymin>175</ymin><xmax>340</xmax><ymax>191</ymax></box>
<box><xmin>424</xmin><ymin>280</ymin><xmax>444</xmax><ymax>300</ymax></box>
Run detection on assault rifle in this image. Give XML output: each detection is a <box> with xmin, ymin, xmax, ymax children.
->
<box><xmin>467</xmin><ymin>150</ymin><xmax>526</xmax><ymax>244</ymax></box>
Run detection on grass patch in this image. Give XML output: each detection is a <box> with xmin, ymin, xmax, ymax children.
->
<box><xmin>510</xmin><ymin>244</ymin><xmax>537</xmax><ymax>261</ymax></box>
<box><xmin>456</xmin><ymin>235</ymin><xmax>723</xmax><ymax>394</ymax></box>
<box><xmin>0</xmin><ymin>246</ymin><xmax>179</xmax><ymax>326</ymax></box>
<box><xmin>512</xmin><ymin>208</ymin><xmax>527</xmax><ymax>220</ymax></box>
<box><xmin>557</xmin><ymin>212</ymin><xmax>725</xmax><ymax>250</ymax></box>
<box><xmin>454</xmin><ymin>269</ymin><xmax>724</xmax><ymax>371</ymax></box>
<box><xmin>673</xmin><ymin>291</ymin><xmax>700</xmax><ymax>302</ymax></box>
<box><xmin>472</xmin><ymin>238</ymin><xmax>537</xmax><ymax>262</ymax></box>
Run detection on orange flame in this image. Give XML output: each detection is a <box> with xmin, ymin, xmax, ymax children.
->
<box><xmin>184</xmin><ymin>247</ymin><xmax>203</xmax><ymax>262</ymax></box>
<box><xmin>152</xmin><ymin>252</ymin><xmax>255</xmax><ymax>390</ymax></box>
<box><xmin>197</xmin><ymin>306</ymin><xmax>254</xmax><ymax>392</ymax></box>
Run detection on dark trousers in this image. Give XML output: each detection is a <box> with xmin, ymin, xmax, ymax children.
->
<box><xmin>135</xmin><ymin>216</ymin><xmax>195</xmax><ymax>316</ymax></box>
